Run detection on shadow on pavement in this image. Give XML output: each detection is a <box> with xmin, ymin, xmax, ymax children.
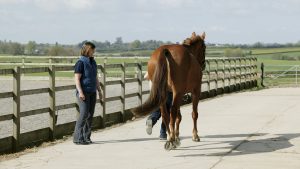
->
<box><xmin>92</xmin><ymin>136</ymin><xmax>192</xmax><ymax>144</ymax></box>
<box><xmin>174</xmin><ymin>133</ymin><xmax>300</xmax><ymax>157</ymax></box>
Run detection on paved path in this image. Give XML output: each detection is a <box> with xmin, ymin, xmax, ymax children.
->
<box><xmin>1</xmin><ymin>88</ymin><xmax>300</xmax><ymax>169</ymax></box>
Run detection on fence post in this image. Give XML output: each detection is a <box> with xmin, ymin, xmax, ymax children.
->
<box><xmin>229</xmin><ymin>59</ymin><xmax>232</xmax><ymax>88</ymax></box>
<box><xmin>249</xmin><ymin>58</ymin><xmax>252</xmax><ymax>82</ymax></box>
<box><xmin>239</xmin><ymin>58</ymin><xmax>242</xmax><ymax>85</ymax></box>
<box><xmin>49</xmin><ymin>65</ymin><xmax>56</xmax><ymax>140</ymax></box>
<box><xmin>100</xmin><ymin>62</ymin><xmax>107</xmax><ymax>128</ymax></box>
<box><xmin>121</xmin><ymin>62</ymin><xmax>126</xmax><ymax>122</ymax></box>
<box><xmin>222</xmin><ymin>59</ymin><xmax>225</xmax><ymax>90</ymax></box>
<box><xmin>243</xmin><ymin>58</ymin><xmax>246</xmax><ymax>87</ymax></box>
<box><xmin>234</xmin><ymin>59</ymin><xmax>237</xmax><ymax>86</ymax></box>
<box><xmin>22</xmin><ymin>57</ymin><xmax>25</xmax><ymax>77</ymax></box>
<box><xmin>255</xmin><ymin>58</ymin><xmax>258</xmax><ymax>81</ymax></box>
<box><xmin>296</xmin><ymin>66</ymin><xmax>298</xmax><ymax>86</ymax></box>
<box><xmin>248</xmin><ymin>58</ymin><xmax>251</xmax><ymax>82</ymax></box>
<box><xmin>251</xmin><ymin>58</ymin><xmax>255</xmax><ymax>86</ymax></box>
<box><xmin>247</xmin><ymin>58</ymin><xmax>250</xmax><ymax>83</ymax></box>
<box><xmin>13</xmin><ymin>66</ymin><xmax>21</xmax><ymax>152</ymax></box>
<box><xmin>216</xmin><ymin>60</ymin><xmax>219</xmax><ymax>90</ymax></box>
<box><xmin>137</xmin><ymin>61</ymin><xmax>143</xmax><ymax>106</ymax></box>
<box><xmin>135</xmin><ymin>57</ymin><xmax>138</xmax><ymax>78</ymax></box>
<box><xmin>260</xmin><ymin>62</ymin><xmax>265</xmax><ymax>87</ymax></box>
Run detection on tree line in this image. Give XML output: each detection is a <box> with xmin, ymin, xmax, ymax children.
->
<box><xmin>0</xmin><ymin>37</ymin><xmax>172</xmax><ymax>56</ymax></box>
<box><xmin>210</xmin><ymin>41</ymin><xmax>300</xmax><ymax>48</ymax></box>
<box><xmin>1</xmin><ymin>37</ymin><xmax>300</xmax><ymax>56</ymax></box>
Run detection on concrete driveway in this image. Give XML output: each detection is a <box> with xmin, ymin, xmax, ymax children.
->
<box><xmin>1</xmin><ymin>88</ymin><xmax>300</xmax><ymax>169</ymax></box>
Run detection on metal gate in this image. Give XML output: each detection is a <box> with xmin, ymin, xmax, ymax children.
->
<box><xmin>261</xmin><ymin>64</ymin><xmax>300</xmax><ymax>87</ymax></box>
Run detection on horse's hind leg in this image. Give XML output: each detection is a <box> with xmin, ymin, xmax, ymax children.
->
<box><xmin>161</xmin><ymin>105</ymin><xmax>174</xmax><ymax>150</ymax></box>
<box><xmin>160</xmin><ymin>105</ymin><xmax>170</xmax><ymax>139</ymax></box>
<box><xmin>164</xmin><ymin>93</ymin><xmax>182</xmax><ymax>150</ymax></box>
<box><xmin>175</xmin><ymin>109</ymin><xmax>182</xmax><ymax>147</ymax></box>
<box><xmin>191</xmin><ymin>90</ymin><xmax>200</xmax><ymax>142</ymax></box>
<box><xmin>170</xmin><ymin>93</ymin><xmax>183</xmax><ymax>145</ymax></box>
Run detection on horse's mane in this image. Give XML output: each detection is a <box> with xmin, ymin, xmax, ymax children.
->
<box><xmin>182</xmin><ymin>32</ymin><xmax>206</xmax><ymax>70</ymax></box>
<box><xmin>182</xmin><ymin>33</ymin><xmax>203</xmax><ymax>46</ymax></box>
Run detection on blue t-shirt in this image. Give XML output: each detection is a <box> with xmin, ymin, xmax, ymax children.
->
<box><xmin>74</xmin><ymin>57</ymin><xmax>97</xmax><ymax>93</ymax></box>
<box><xmin>74</xmin><ymin>57</ymin><xmax>95</xmax><ymax>74</ymax></box>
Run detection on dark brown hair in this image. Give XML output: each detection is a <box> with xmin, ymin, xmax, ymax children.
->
<box><xmin>80</xmin><ymin>41</ymin><xmax>96</xmax><ymax>56</ymax></box>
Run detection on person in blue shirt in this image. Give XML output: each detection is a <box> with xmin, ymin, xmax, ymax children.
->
<box><xmin>73</xmin><ymin>41</ymin><xmax>102</xmax><ymax>145</ymax></box>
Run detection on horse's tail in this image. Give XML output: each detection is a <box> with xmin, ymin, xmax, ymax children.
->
<box><xmin>131</xmin><ymin>49</ymin><xmax>171</xmax><ymax>117</ymax></box>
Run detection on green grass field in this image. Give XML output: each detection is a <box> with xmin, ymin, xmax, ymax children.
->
<box><xmin>251</xmin><ymin>47</ymin><xmax>300</xmax><ymax>55</ymax></box>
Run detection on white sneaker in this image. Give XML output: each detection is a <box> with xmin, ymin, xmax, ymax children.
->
<box><xmin>146</xmin><ymin>119</ymin><xmax>153</xmax><ymax>135</ymax></box>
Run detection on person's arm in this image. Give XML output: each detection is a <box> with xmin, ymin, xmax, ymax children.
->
<box><xmin>74</xmin><ymin>60</ymin><xmax>86</xmax><ymax>100</ymax></box>
<box><xmin>75</xmin><ymin>73</ymin><xmax>85</xmax><ymax>100</ymax></box>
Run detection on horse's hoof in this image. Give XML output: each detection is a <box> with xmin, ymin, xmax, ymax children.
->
<box><xmin>164</xmin><ymin>141</ymin><xmax>175</xmax><ymax>151</ymax></box>
<box><xmin>174</xmin><ymin>138</ymin><xmax>181</xmax><ymax>147</ymax></box>
<box><xmin>192</xmin><ymin>136</ymin><xmax>200</xmax><ymax>142</ymax></box>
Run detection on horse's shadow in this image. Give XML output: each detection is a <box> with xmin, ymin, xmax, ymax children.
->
<box><xmin>174</xmin><ymin>133</ymin><xmax>300</xmax><ymax>157</ymax></box>
<box><xmin>91</xmin><ymin>133</ymin><xmax>300</xmax><ymax>157</ymax></box>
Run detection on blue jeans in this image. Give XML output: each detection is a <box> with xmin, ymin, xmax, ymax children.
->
<box><xmin>148</xmin><ymin>92</ymin><xmax>173</xmax><ymax>137</ymax></box>
<box><xmin>73</xmin><ymin>92</ymin><xmax>96</xmax><ymax>143</ymax></box>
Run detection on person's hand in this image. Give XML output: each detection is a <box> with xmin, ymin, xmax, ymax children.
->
<box><xmin>79</xmin><ymin>92</ymin><xmax>85</xmax><ymax>101</ymax></box>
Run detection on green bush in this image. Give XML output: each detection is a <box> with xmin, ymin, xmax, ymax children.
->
<box><xmin>224</xmin><ymin>48</ymin><xmax>245</xmax><ymax>57</ymax></box>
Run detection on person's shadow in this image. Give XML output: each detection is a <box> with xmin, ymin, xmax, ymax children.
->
<box><xmin>174</xmin><ymin>133</ymin><xmax>300</xmax><ymax>157</ymax></box>
<box><xmin>92</xmin><ymin>137</ymin><xmax>158</xmax><ymax>144</ymax></box>
<box><xmin>92</xmin><ymin>136</ymin><xmax>192</xmax><ymax>144</ymax></box>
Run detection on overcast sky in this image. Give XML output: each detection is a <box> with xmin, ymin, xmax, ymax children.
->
<box><xmin>0</xmin><ymin>0</ymin><xmax>299</xmax><ymax>44</ymax></box>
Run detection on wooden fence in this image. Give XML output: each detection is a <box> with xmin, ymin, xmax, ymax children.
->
<box><xmin>0</xmin><ymin>57</ymin><xmax>257</xmax><ymax>154</ymax></box>
<box><xmin>202</xmin><ymin>57</ymin><xmax>258</xmax><ymax>96</ymax></box>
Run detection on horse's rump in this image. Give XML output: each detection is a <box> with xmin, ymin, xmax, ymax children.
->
<box><xmin>131</xmin><ymin>32</ymin><xmax>205</xmax><ymax>118</ymax></box>
<box><xmin>131</xmin><ymin>48</ymin><xmax>170</xmax><ymax>117</ymax></box>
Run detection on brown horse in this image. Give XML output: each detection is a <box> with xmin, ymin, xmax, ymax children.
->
<box><xmin>132</xmin><ymin>32</ymin><xmax>206</xmax><ymax>150</ymax></box>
